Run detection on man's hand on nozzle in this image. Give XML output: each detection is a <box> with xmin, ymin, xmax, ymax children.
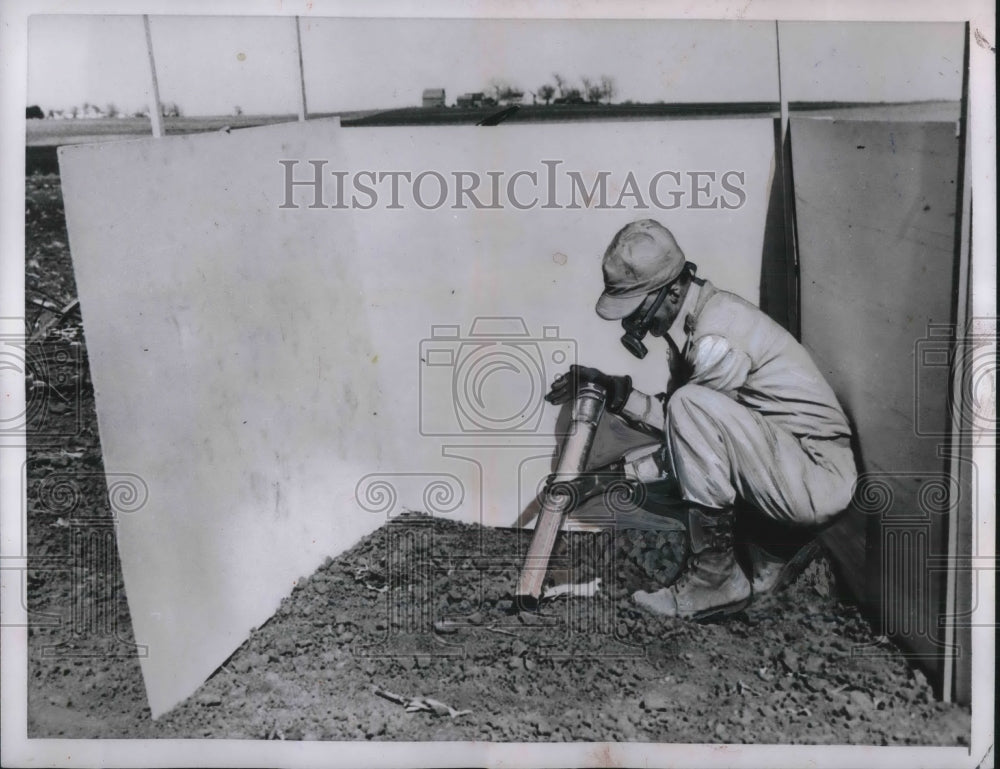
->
<box><xmin>543</xmin><ymin>461</ymin><xmax>637</xmax><ymax>510</ymax></box>
<box><xmin>544</xmin><ymin>364</ymin><xmax>632</xmax><ymax>413</ymax></box>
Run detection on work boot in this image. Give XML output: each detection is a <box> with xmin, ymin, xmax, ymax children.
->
<box><xmin>633</xmin><ymin>505</ymin><xmax>751</xmax><ymax>620</ymax></box>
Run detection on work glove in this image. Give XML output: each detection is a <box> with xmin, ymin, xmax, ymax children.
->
<box><xmin>544</xmin><ymin>364</ymin><xmax>632</xmax><ymax>413</ymax></box>
<box><xmin>543</xmin><ymin>461</ymin><xmax>638</xmax><ymax>511</ymax></box>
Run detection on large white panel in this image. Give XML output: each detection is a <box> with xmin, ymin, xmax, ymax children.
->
<box><xmin>791</xmin><ymin>118</ymin><xmax>961</xmax><ymax>679</ymax></box>
<box><xmin>59</xmin><ymin>116</ymin><xmax>773</xmax><ymax>716</ymax></box>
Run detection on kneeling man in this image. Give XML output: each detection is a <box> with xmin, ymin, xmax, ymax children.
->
<box><xmin>546</xmin><ymin>219</ymin><xmax>857</xmax><ymax>620</ymax></box>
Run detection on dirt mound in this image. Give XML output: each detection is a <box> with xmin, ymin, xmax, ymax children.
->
<box><xmin>142</xmin><ymin>515</ymin><xmax>968</xmax><ymax>744</ymax></box>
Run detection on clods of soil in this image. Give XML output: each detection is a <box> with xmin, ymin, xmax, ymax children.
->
<box><xmin>140</xmin><ymin>515</ymin><xmax>969</xmax><ymax>744</ymax></box>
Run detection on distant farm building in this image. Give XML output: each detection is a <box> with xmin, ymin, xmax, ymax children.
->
<box><xmin>456</xmin><ymin>92</ymin><xmax>498</xmax><ymax>109</ymax></box>
<box><xmin>422</xmin><ymin>88</ymin><xmax>446</xmax><ymax>108</ymax></box>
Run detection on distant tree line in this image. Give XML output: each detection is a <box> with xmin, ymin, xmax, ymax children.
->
<box><xmin>538</xmin><ymin>73</ymin><xmax>617</xmax><ymax>105</ymax></box>
<box><xmin>472</xmin><ymin>73</ymin><xmax>617</xmax><ymax>108</ymax></box>
<box><xmin>26</xmin><ymin>101</ymin><xmax>185</xmax><ymax>119</ymax></box>
<box><xmin>548</xmin><ymin>73</ymin><xmax>616</xmax><ymax>104</ymax></box>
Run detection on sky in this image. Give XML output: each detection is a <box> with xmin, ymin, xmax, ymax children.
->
<box><xmin>26</xmin><ymin>16</ymin><xmax>965</xmax><ymax>116</ymax></box>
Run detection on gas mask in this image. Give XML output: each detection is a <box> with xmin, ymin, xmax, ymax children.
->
<box><xmin>620</xmin><ymin>284</ymin><xmax>669</xmax><ymax>359</ymax></box>
<box><xmin>619</xmin><ymin>264</ymin><xmax>696</xmax><ymax>359</ymax></box>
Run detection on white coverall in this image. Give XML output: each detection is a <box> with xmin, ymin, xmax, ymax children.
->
<box><xmin>619</xmin><ymin>279</ymin><xmax>857</xmax><ymax>526</ymax></box>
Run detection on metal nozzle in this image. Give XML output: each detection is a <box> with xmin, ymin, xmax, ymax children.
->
<box><xmin>571</xmin><ymin>382</ymin><xmax>607</xmax><ymax>424</ymax></box>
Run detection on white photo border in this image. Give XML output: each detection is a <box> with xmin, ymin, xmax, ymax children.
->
<box><xmin>1</xmin><ymin>1</ymin><xmax>994</xmax><ymax>767</ymax></box>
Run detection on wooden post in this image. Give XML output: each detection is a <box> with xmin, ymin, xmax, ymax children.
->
<box><xmin>142</xmin><ymin>15</ymin><xmax>164</xmax><ymax>138</ymax></box>
<box><xmin>941</xmin><ymin>21</ymin><xmax>973</xmax><ymax>705</ymax></box>
<box><xmin>777</xmin><ymin>21</ymin><xmax>788</xmax><ymax>143</ymax></box>
<box><xmin>775</xmin><ymin>20</ymin><xmax>799</xmax><ymax>338</ymax></box>
<box><xmin>295</xmin><ymin>16</ymin><xmax>308</xmax><ymax>121</ymax></box>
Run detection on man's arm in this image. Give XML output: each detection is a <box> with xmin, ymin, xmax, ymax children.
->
<box><xmin>685</xmin><ymin>335</ymin><xmax>752</xmax><ymax>396</ymax></box>
<box><xmin>618</xmin><ymin>389</ymin><xmax>667</xmax><ymax>436</ymax></box>
<box><xmin>544</xmin><ymin>442</ymin><xmax>676</xmax><ymax>507</ymax></box>
<box><xmin>616</xmin><ymin>334</ymin><xmax>691</xmax><ymax>436</ymax></box>
<box><xmin>621</xmin><ymin>442</ymin><xmax>674</xmax><ymax>484</ymax></box>
<box><xmin>618</xmin><ymin>334</ymin><xmax>751</xmax><ymax>483</ymax></box>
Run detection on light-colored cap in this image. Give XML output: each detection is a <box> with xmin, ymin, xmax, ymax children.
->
<box><xmin>595</xmin><ymin>219</ymin><xmax>686</xmax><ymax>320</ymax></box>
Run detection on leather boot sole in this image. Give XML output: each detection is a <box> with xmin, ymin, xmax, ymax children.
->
<box><xmin>690</xmin><ymin>594</ymin><xmax>753</xmax><ymax>621</ymax></box>
<box><xmin>633</xmin><ymin>580</ymin><xmax>752</xmax><ymax>621</ymax></box>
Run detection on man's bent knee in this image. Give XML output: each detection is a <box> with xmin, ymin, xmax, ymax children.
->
<box><xmin>802</xmin><ymin>442</ymin><xmax>858</xmax><ymax>526</ymax></box>
<box><xmin>810</xmin><ymin>474</ymin><xmax>856</xmax><ymax>527</ymax></box>
<box><xmin>665</xmin><ymin>384</ymin><xmax>725</xmax><ymax>426</ymax></box>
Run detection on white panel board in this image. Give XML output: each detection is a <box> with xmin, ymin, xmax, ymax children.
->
<box><xmin>59</xmin><ymin>116</ymin><xmax>773</xmax><ymax>716</ymax></box>
<box><xmin>791</xmin><ymin>118</ymin><xmax>961</xmax><ymax>681</ymax></box>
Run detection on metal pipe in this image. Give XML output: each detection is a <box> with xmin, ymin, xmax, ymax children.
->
<box><xmin>516</xmin><ymin>382</ymin><xmax>607</xmax><ymax>603</ymax></box>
